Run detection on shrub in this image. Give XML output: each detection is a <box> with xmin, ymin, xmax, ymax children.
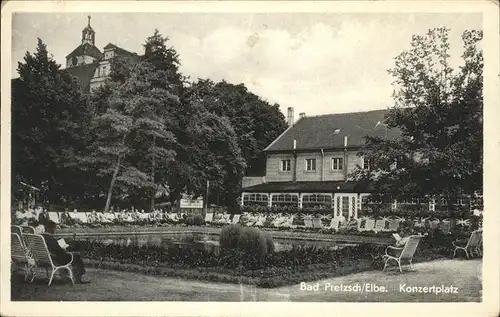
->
<box><xmin>219</xmin><ymin>224</ymin><xmax>243</xmax><ymax>250</ymax></box>
<box><xmin>238</xmin><ymin>226</ymin><xmax>268</xmax><ymax>259</ymax></box>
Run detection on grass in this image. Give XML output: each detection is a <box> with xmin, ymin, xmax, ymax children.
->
<box><xmin>11</xmin><ymin>259</ymin><xmax>482</xmax><ymax>302</ymax></box>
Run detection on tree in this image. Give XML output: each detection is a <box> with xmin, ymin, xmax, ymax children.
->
<box><xmin>85</xmin><ymin>59</ymin><xmax>179</xmax><ymax>211</ymax></box>
<box><xmin>141</xmin><ymin>30</ymin><xmax>186</xmax><ymax>210</ymax></box>
<box><xmin>352</xmin><ymin>28</ymin><xmax>483</xmax><ymax>208</ymax></box>
<box><xmin>186</xmin><ymin>79</ymin><xmax>287</xmax><ymax>177</ymax></box>
<box><xmin>12</xmin><ymin>38</ymin><xmax>92</xmax><ymax>204</ymax></box>
<box><xmin>168</xmin><ymin>91</ymin><xmax>246</xmax><ymax>206</ymax></box>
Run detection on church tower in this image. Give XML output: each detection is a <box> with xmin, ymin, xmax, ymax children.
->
<box><xmin>81</xmin><ymin>16</ymin><xmax>95</xmax><ymax>45</ymax></box>
<box><xmin>65</xmin><ymin>15</ymin><xmax>102</xmax><ymax>68</ymax></box>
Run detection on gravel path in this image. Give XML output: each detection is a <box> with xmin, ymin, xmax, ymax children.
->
<box><xmin>12</xmin><ymin>259</ymin><xmax>481</xmax><ymax>302</ymax></box>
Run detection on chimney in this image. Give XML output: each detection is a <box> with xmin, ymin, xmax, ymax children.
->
<box><xmin>299</xmin><ymin>112</ymin><xmax>306</xmax><ymax>119</ymax></box>
<box><xmin>287</xmin><ymin>107</ymin><xmax>294</xmax><ymax>126</ymax></box>
<box><xmin>293</xmin><ymin>139</ymin><xmax>297</xmax><ymax>150</ymax></box>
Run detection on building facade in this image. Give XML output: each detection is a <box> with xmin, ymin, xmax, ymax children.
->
<box><xmin>64</xmin><ymin>16</ymin><xmax>140</xmax><ymax>92</ymax></box>
<box><xmin>241</xmin><ymin>108</ymin><xmax>401</xmax><ymax>220</ymax></box>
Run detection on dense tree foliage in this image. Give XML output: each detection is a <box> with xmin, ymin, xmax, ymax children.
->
<box><xmin>12</xmin><ymin>31</ymin><xmax>287</xmax><ymax>209</ymax></box>
<box><xmin>352</xmin><ymin>28</ymin><xmax>483</xmax><ymax>206</ymax></box>
<box><xmin>185</xmin><ymin>79</ymin><xmax>287</xmax><ymax>177</ymax></box>
<box><xmin>12</xmin><ymin>39</ymin><xmax>92</xmax><ymax>204</ymax></box>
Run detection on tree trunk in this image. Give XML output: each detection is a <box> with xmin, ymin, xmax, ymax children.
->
<box><xmin>104</xmin><ymin>155</ymin><xmax>122</xmax><ymax>212</ymax></box>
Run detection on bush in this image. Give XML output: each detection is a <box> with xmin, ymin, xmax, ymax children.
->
<box><xmin>238</xmin><ymin>227</ymin><xmax>268</xmax><ymax>258</ymax></box>
<box><xmin>219</xmin><ymin>224</ymin><xmax>243</xmax><ymax>250</ymax></box>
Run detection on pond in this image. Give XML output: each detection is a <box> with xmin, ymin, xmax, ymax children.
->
<box><xmin>59</xmin><ymin>230</ymin><xmax>359</xmax><ymax>254</ymax></box>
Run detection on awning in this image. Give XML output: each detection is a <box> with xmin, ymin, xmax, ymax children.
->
<box><xmin>242</xmin><ymin>181</ymin><xmax>373</xmax><ymax>193</ymax></box>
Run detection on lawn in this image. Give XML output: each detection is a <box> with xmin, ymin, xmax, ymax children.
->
<box><xmin>11</xmin><ymin>259</ymin><xmax>481</xmax><ymax>302</ymax></box>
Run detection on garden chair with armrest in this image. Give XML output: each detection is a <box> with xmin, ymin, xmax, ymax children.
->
<box><xmin>11</xmin><ymin>233</ymin><xmax>36</xmax><ymax>282</ymax></box>
<box><xmin>452</xmin><ymin>229</ymin><xmax>482</xmax><ymax>259</ymax></box>
<box><xmin>382</xmin><ymin>235</ymin><xmax>422</xmax><ymax>273</ymax></box>
<box><xmin>23</xmin><ymin>233</ymin><xmax>75</xmax><ymax>286</ymax></box>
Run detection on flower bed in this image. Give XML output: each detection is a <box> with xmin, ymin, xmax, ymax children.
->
<box><xmin>70</xmin><ymin>234</ymin><xmax>451</xmax><ymax>288</ymax></box>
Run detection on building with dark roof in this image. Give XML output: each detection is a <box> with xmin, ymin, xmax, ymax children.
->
<box><xmin>18</xmin><ymin>15</ymin><xmax>141</xmax><ymax>93</ymax></box>
<box><xmin>241</xmin><ymin>107</ymin><xmax>401</xmax><ymax>220</ymax></box>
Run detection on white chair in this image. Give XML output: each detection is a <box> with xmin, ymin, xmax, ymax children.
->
<box><xmin>303</xmin><ymin>216</ymin><xmax>314</xmax><ymax>229</ymax></box>
<box><xmin>48</xmin><ymin>212</ymin><xmax>60</xmax><ymax>224</ymax></box>
<box><xmin>204</xmin><ymin>213</ymin><xmax>214</xmax><ymax>223</ymax></box>
<box><xmin>364</xmin><ymin>219</ymin><xmax>375</xmax><ymax>231</ymax></box>
<box><xmin>387</xmin><ymin>220</ymin><xmax>400</xmax><ymax>231</ymax></box>
<box><xmin>74</xmin><ymin>212</ymin><xmax>88</xmax><ymax>223</ymax></box>
<box><xmin>329</xmin><ymin>218</ymin><xmax>340</xmax><ymax>231</ymax></box>
<box><xmin>23</xmin><ymin>234</ymin><xmax>75</xmax><ymax>286</ymax></box>
<box><xmin>232</xmin><ymin>214</ymin><xmax>241</xmax><ymax>224</ymax></box>
<box><xmin>312</xmin><ymin>218</ymin><xmax>323</xmax><ymax>229</ymax></box>
<box><xmin>383</xmin><ymin>235</ymin><xmax>422</xmax><ymax>273</ymax></box>
<box><xmin>254</xmin><ymin>215</ymin><xmax>267</xmax><ymax>227</ymax></box>
<box><xmin>374</xmin><ymin>219</ymin><xmax>386</xmax><ymax>233</ymax></box>
<box><xmin>11</xmin><ymin>233</ymin><xmax>36</xmax><ymax>282</ymax></box>
<box><xmin>453</xmin><ymin>230</ymin><xmax>482</xmax><ymax>258</ymax></box>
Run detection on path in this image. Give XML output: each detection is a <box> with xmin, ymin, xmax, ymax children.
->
<box><xmin>12</xmin><ymin>259</ymin><xmax>481</xmax><ymax>302</ymax></box>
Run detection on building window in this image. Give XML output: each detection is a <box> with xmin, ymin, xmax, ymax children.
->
<box><xmin>332</xmin><ymin>157</ymin><xmax>344</xmax><ymax>171</ymax></box>
<box><xmin>302</xmin><ymin>194</ymin><xmax>332</xmax><ymax>208</ymax></box>
<box><xmin>102</xmin><ymin>66</ymin><xmax>107</xmax><ymax>76</ymax></box>
<box><xmin>243</xmin><ymin>193</ymin><xmax>269</xmax><ymax>206</ymax></box>
<box><xmin>305</xmin><ymin>158</ymin><xmax>316</xmax><ymax>171</ymax></box>
<box><xmin>280</xmin><ymin>159</ymin><xmax>291</xmax><ymax>172</ymax></box>
<box><xmin>271</xmin><ymin>194</ymin><xmax>299</xmax><ymax>207</ymax></box>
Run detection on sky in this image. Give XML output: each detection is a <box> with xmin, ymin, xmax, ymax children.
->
<box><xmin>11</xmin><ymin>12</ymin><xmax>482</xmax><ymax>117</ymax></box>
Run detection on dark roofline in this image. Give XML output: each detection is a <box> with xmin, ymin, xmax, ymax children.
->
<box><xmin>263</xmin><ymin>117</ymin><xmax>305</xmax><ymax>151</ymax></box>
<box><xmin>263</xmin><ymin>108</ymin><xmax>394</xmax><ymax>152</ymax></box>
<box><xmin>65</xmin><ymin>43</ymin><xmax>103</xmax><ymax>59</ymax></box>
<box><xmin>104</xmin><ymin>43</ymin><xmax>138</xmax><ymax>56</ymax></box>
<box><xmin>265</xmin><ymin>145</ymin><xmax>364</xmax><ymax>154</ymax></box>
<box><xmin>300</xmin><ymin>108</ymin><xmax>391</xmax><ymax>118</ymax></box>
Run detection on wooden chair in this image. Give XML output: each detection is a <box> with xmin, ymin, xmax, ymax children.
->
<box><xmin>383</xmin><ymin>235</ymin><xmax>422</xmax><ymax>273</ymax></box>
<box><xmin>11</xmin><ymin>233</ymin><xmax>36</xmax><ymax>282</ymax></box>
<box><xmin>23</xmin><ymin>234</ymin><xmax>75</xmax><ymax>286</ymax></box>
<box><xmin>453</xmin><ymin>230</ymin><xmax>482</xmax><ymax>258</ymax></box>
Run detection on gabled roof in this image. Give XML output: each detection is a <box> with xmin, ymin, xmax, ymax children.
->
<box><xmin>64</xmin><ymin>63</ymin><xmax>99</xmax><ymax>92</ymax></box>
<box><xmin>66</xmin><ymin>43</ymin><xmax>102</xmax><ymax>60</ymax></box>
<box><xmin>103</xmin><ymin>43</ymin><xmax>139</xmax><ymax>58</ymax></box>
<box><xmin>264</xmin><ymin>109</ymin><xmax>401</xmax><ymax>152</ymax></box>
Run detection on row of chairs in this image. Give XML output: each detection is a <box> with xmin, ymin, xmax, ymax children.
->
<box><xmin>11</xmin><ymin>225</ymin><xmax>75</xmax><ymax>285</ymax></box>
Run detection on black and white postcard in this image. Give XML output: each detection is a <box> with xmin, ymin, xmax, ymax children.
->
<box><xmin>1</xmin><ymin>1</ymin><xmax>499</xmax><ymax>316</ymax></box>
